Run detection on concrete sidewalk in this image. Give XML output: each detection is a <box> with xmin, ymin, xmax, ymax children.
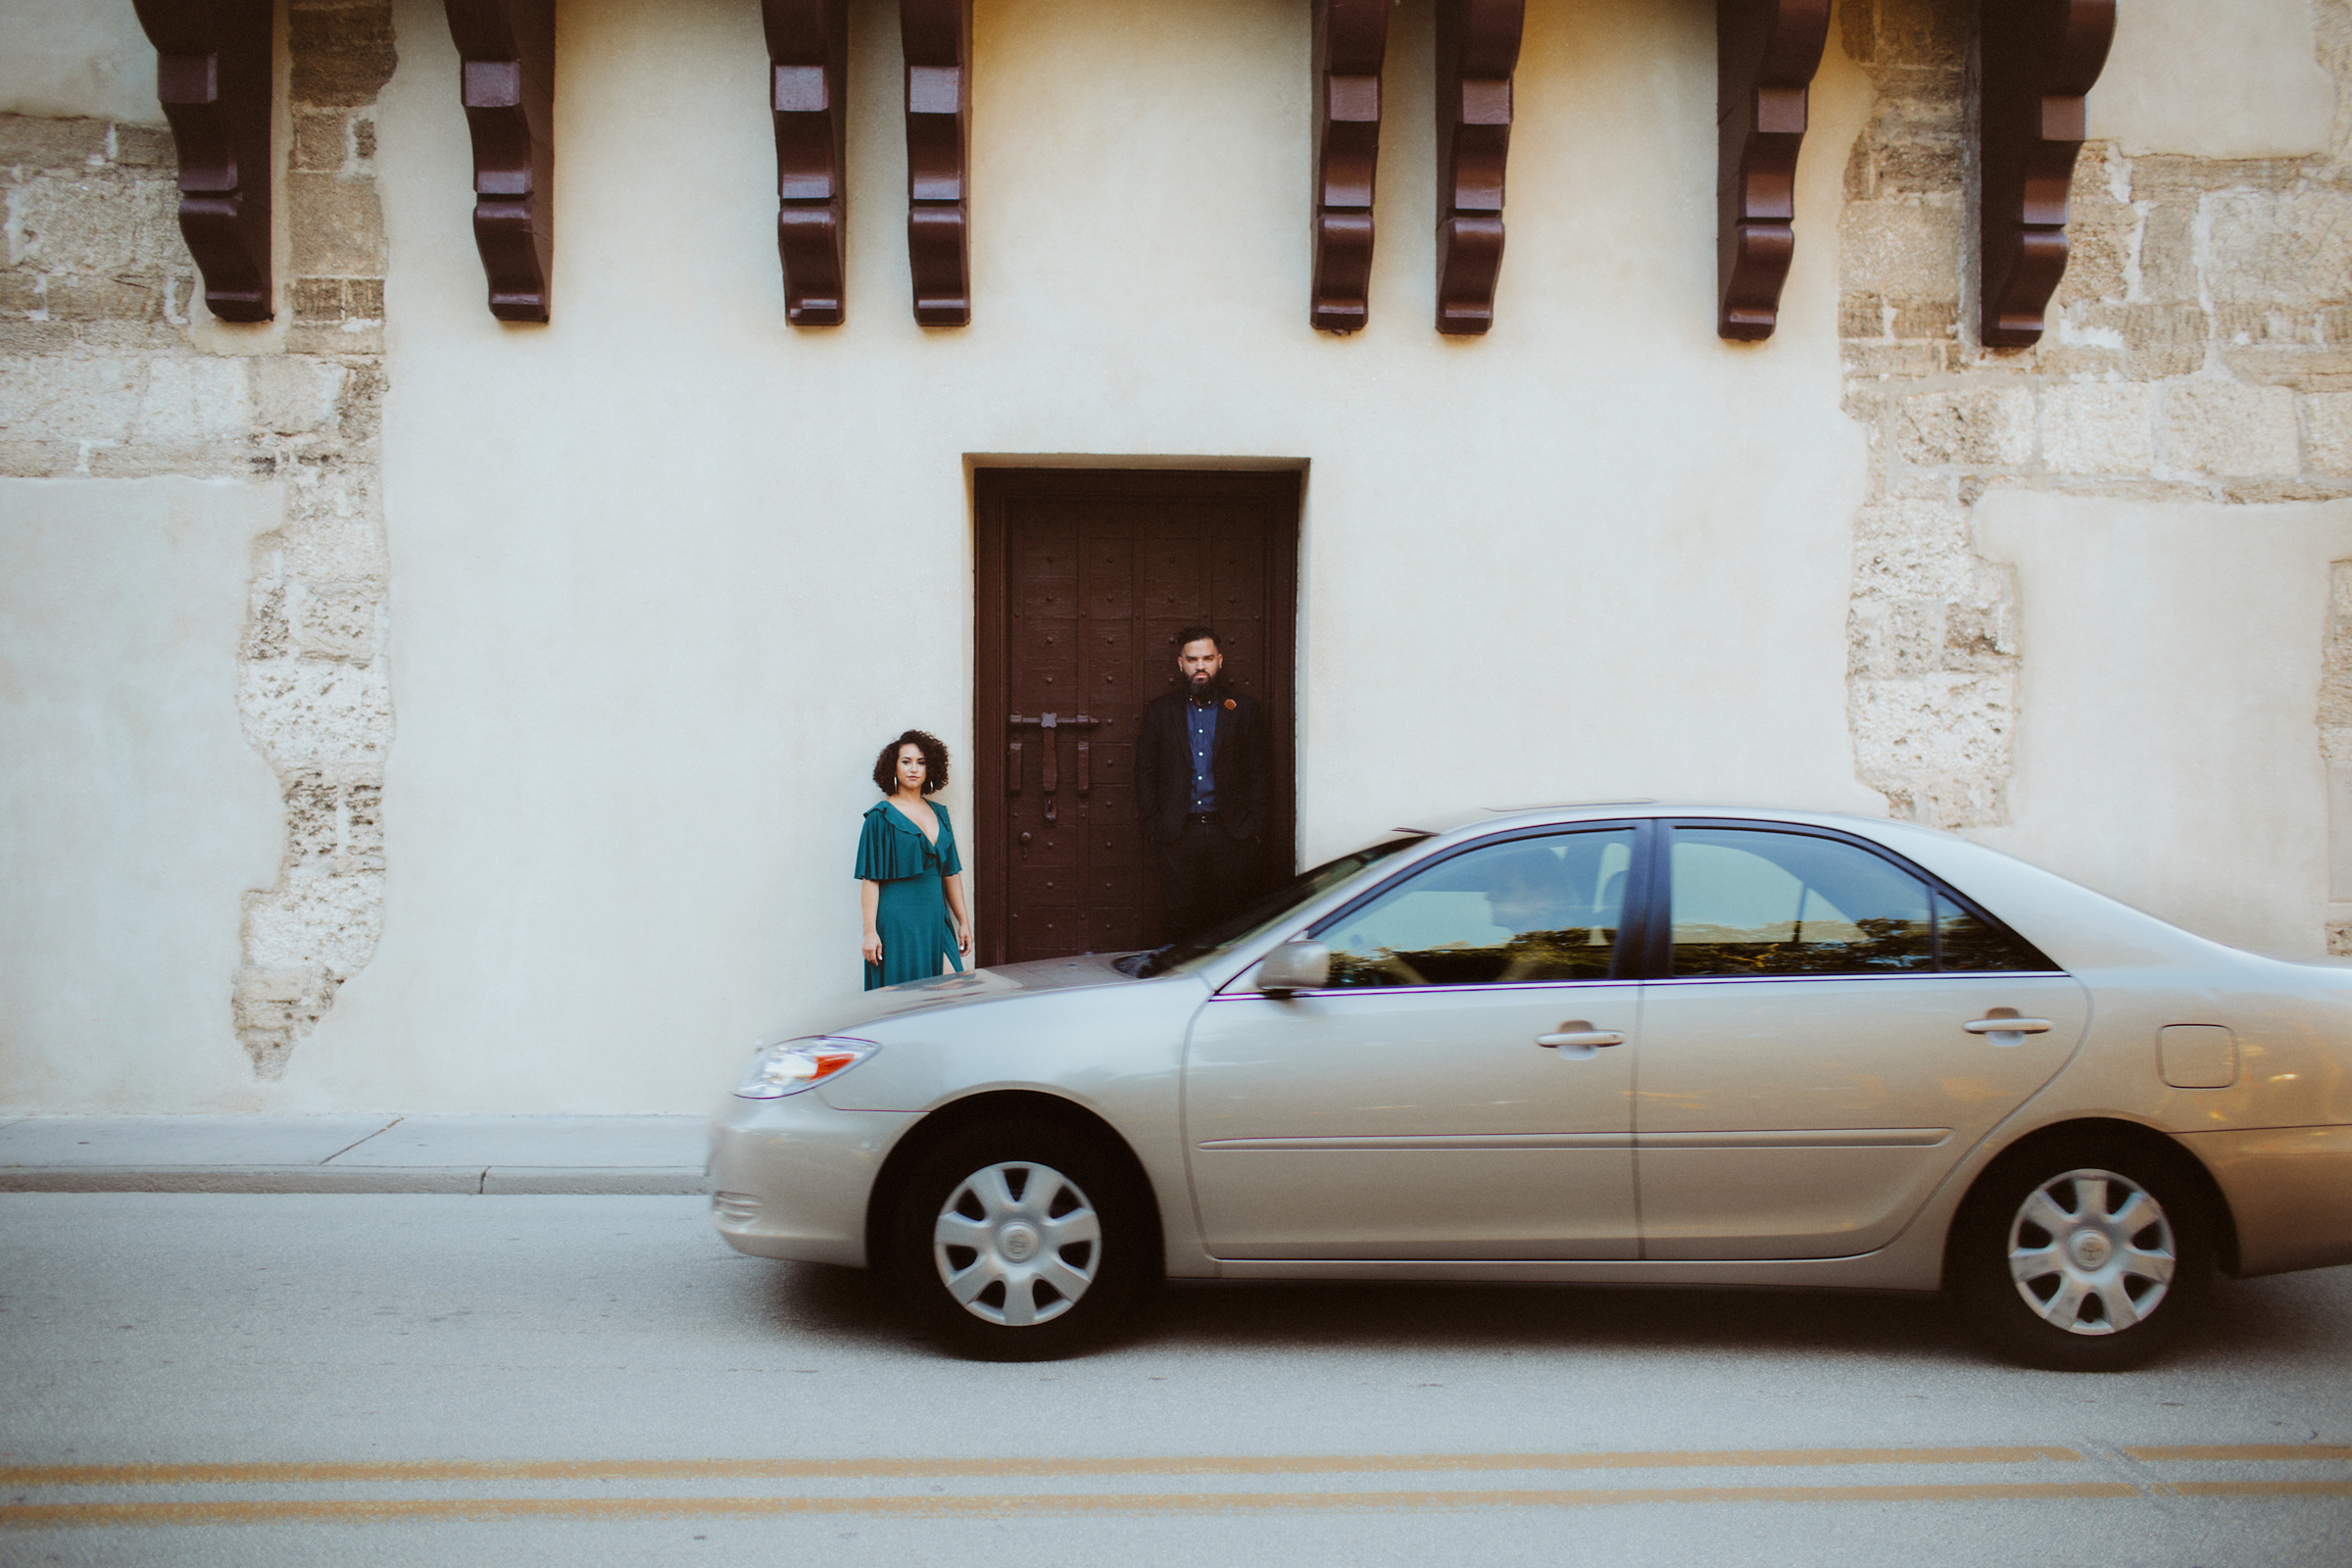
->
<box><xmin>0</xmin><ymin>1115</ymin><xmax>708</xmax><ymax>1194</ymax></box>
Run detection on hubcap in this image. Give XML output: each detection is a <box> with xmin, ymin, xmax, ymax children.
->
<box><xmin>932</xmin><ymin>1161</ymin><xmax>1102</xmax><ymax>1327</ymax></box>
<box><xmin>2006</xmin><ymin>1167</ymin><xmax>2176</xmax><ymax>1336</ymax></box>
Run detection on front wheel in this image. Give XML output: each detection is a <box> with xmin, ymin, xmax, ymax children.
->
<box><xmin>1949</xmin><ymin>1139</ymin><xmax>2214</xmax><ymax>1371</ymax></box>
<box><xmin>885</xmin><ymin>1121</ymin><xmax>1155</xmax><ymax>1361</ymax></box>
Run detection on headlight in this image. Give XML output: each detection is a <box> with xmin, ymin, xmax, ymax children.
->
<box><xmin>732</xmin><ymin>1037</ymin><xmax>879</xmax><ymax>1100</ymax></box>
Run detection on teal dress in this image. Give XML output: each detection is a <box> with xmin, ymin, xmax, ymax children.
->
<box><xmin>856</xmin><ymin>799</ymin><xmax>965</xmax><ymax>990</ymax></box>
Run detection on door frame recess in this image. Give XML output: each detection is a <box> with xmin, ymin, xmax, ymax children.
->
<box><xmin>972</xmin><ymin>466</ymin><xmax>1301</xmax><ymax>968</ymax></box>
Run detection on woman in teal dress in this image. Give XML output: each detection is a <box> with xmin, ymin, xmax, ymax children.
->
<box><xmin>857</xmin><ymin>729</ymin><xmax>971</xmax><ymax>990</ymax></box>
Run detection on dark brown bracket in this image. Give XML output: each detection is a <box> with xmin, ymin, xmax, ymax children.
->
<box><xmin>444</xmin><ymin>0</ymin><xmax>556</xmax><ymax>323</ymax></box>
<box><xmin>1007</xmin><ymin>713</ymin><xmax>1099</xmax><ymax>824</ymax></box>
<box><xmin>1979</xmin><ymin>0</ymin><xmax>2116</xmax><ymax>347</ymax></box>
<box><xmin>1434</xmin><ymin>0</ymin><xmax>1523</xmax><ymax>336</ymax></box>
<box><xmin>1715</xmin><ymin>0</ymin><xmax>1831</xmax><ymax>341</ymax></box>
<box><xmin>762</xmin><ymin>0</ymin><xmax>849</xmax><ymax>326</ymax></box>
<box><xmin>901</xmin><ymin>0</ymin><xmax>972</xmax><ymax>326</ymax></box>
<box><xmin>131</xmin><ymin>0</ymin><xmax>276</xmax><ymax>322</ymax></box>
<box><xmin>1309</xmin><ymin>0</ymin><xmax>1391</xmax><ymax>333</ymax></box>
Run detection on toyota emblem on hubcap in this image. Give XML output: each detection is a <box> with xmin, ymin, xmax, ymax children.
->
<box><xmin>1000</xmin><ymin>1224</ymin><xmax>1039</xmax><ymax>1261</ymax></box>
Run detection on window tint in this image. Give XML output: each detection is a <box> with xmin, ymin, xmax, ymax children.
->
<box><xmin>1670</xmin><ymin>828</ymin><xmax>1933</xmax><ymax>976</ymax></box>
<box><xmin>1935</xmin><ymin>894</ymin><xmax>2055</xmax><ymax>972</ymax></box>
<box><xmin>1319</xmin><ymin>830</ymin><xmax>1636</xmax><ymax>988</ymax></box>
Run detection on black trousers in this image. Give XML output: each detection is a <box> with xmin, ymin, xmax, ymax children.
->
<box><xmin>1155</xmin><ymin>820</ymin><xmax>1259</xmax><ymax>944</ymax></box>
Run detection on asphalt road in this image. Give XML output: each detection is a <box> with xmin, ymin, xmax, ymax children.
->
<box><xmin>3</xmin><ymin>1193</ymin><xmax>2349</xmax><ymax>1566</ymax></box>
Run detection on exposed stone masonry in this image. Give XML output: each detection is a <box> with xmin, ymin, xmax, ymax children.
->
<box><xmin>2326</xmin><ymin>563</ymin><xmax>2352</xmax><ymax>955</ymax></box>
<box><xmin>1838</xmin><ymin>0</ymin><xmax>2352</xmax><ymax>844</ymax></box>
<box><xmin>0</xmin><ymin>1</ymin><xmax>397</xmax><ymax>1077</ymax></box>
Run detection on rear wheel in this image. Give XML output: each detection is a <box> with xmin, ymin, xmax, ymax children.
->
<box><xmin>886</xmin><ymin>1120</ymin><xmax>1154</xmax><ymax>1361</ymax></box>
<box><xmin>1950</xmin><ymin>1139</ymin><xmax>2214</xmax><ymax>1371</ymax></box>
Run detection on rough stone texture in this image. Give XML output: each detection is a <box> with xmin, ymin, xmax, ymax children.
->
<box><xmin>0</xmin><ymin>3</ymin><xmax>398</xmax><ymax>1079</ymax></box>
<box><xmin>2161</xmin><ymin>381</ymin><xmax>2303</xmax><ymax>476</ymax></box>
<box><xmin>2328</xmin><ymin>563</ymin><xmax>2352</xmax><ymax>956</ymax></box>
<box><xmin>2309</xmin><ymin>393</ymin><xmax>2352</xmax><ymax>476</ymax></box>
<box><xmin>1839</xmin><ymin>0</ymin><xmax>2352</xmax><ymax>841</ymax></box>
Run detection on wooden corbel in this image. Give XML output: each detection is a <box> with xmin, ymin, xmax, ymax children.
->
<box><xmin>1309</xmin><ymin>0</ymin><xmax>1391</xmax><ymax>333</ymax></box>
<box><xmin>1433</xmin><ymin>0</ymin><xmax>1524</xmax><ymax>335</ymax></box>
<box><xmin>1715</xmin><ymin>0</ymin><xmax>1831</xmax><ymax>341</ymax></box>
<box><xmin>1978</xmin><ymin>0</ymin><xmax>2115</xmax><ymax>347</ymax></box>
<box><xmin>131</xmin><ymin>0</ymin><xmax>276</xmax><ymax>322</ymax></box>
<box><xmin>444</xmin><ymin>0</ymin><xmax>556</xmax><ymax>323</ymax></box>
<box><xmin>901</xmin><ymin>0</ymin><xmax>972</xmax><ymax>326</ymax></box>
<box><xmin>762</xmin><ymin>0</ymin><xmax>850</xmax><ymax>326</ymax></box>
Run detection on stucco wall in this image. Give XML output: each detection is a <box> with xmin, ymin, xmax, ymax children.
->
<box><xmin>0</xmin><ymin>479</ymin><xmax>283</xmax><ymax>1106</ymax></box>
<box><xmin>314</xmin><ymin>0</ymin><xmax>1876</xmax><ymax>1110</ymax></box>
<box><xmin>1973</xmin><ymin>491</ymin><xmax>2352</xmax><ymax>955</ymax></box>
<box><xmin>3</xmin><ymin>0</ymin><xmax>2350</xmax><ymax>1111</ymax></box>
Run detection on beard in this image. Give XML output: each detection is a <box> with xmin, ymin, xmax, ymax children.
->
<box><xmin>1187</xmin><ymin>670</ymin><xmax>1221</xmax><ymax>699</ymax></box>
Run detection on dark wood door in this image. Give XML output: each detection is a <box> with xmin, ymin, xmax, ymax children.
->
<box><xmin>974</xmin><ymin>469</ymin><xmax>1298</xmax><ymax>966</ymax></box>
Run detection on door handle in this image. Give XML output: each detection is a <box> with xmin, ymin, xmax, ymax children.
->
<box><xmin>1963</xmin><ymin>1017</ymin><xmax>2053</xmax><ymax>1035</ymax></box>
<box><xmin>1537</xmin><ymin>1030</ymin><xmax>1626</xmax><ymax>1049</ymax></box>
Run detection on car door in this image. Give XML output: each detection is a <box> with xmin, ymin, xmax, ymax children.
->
<box><xmin>1634</xmin><ymin>822</ymin><xmax>2089</xmax><ymax>1260</ymax></box>
<box><xmin>1183</xmin><ymin>825</ymin><xmax>1644</xmax><ymax>1260</ymax></box>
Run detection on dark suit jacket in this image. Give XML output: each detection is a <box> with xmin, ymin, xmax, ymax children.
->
<box><xmin>1137</xmin><ymin>687</ymin><xmax>1271</xmax><ymax>845</ymax></box>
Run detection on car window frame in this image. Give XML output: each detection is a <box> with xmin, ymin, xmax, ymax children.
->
<box><xmin>1639</xmin><ymin>818</ymin><xmax>2064</xmax><ymax>982</ymax></box>
<box><xmin>1292</xmin><ymin>819</ymin><xmax>1659</xmax><ymax>994</ymax></box>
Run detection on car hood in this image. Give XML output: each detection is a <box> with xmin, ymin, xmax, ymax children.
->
<box><xmin>787</xmin><ymin>953</ymin><xmax>1142</xmax><ymax>1038</ymax></box>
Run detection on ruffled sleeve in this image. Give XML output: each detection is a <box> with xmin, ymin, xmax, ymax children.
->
<box><xmin>854</xmin><ymin>804</ymin><xmax>930</xmax><ymax>881</ymax></box>
<box><xmin>935</xmin><ymin>807</ymin><xmax>962</xmax><ymax>877</ymax></box>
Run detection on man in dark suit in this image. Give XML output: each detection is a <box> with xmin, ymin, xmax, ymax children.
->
<box><xmin>1137</xmin><ymin>625</ymin><xmax>1272</xmax><ymax>942</ymax></box>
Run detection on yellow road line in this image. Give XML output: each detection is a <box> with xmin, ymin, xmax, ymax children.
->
<box><xmin>0</xmin><ymin>1446</ymin><xmax>2082</xmax><ymax>1490</ymax></box>
<box><xmin>2156</xmin><ymin>1479</ymin><xmax>2352</xmax><ymax>1499</ymax></box>
<box><xmin>0</xmin><ymin>1482</ymin><xmax>2144</xmax><ymax>1528</ymax></box>
<box><xmin>2125</xmin><ymin>1445</ymin><xmax>2352</xmax><ymax>1464</ymax></box>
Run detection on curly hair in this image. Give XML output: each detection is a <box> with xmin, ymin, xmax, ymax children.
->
<box><xmin>872</xmin><ymin>729</ymin><xmax>950</xmax><ymax>796</ymax></box>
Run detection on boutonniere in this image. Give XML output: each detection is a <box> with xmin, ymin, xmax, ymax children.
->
<box><xmin>1223</xmin><ymin>698</ymin><xmax>1236</xmax><ymax>710</ymax></box>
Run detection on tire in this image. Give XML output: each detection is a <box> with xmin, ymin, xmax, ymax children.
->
<box><xmin>884</xmin><ymin>1119</ymin><xmax>1156</xmax><ymax>1361</ymax></box>
<box><xmin>1949</xmin><ymin>1137</ymin><xmax>2215</xmax><ymax>1372</ymax></box>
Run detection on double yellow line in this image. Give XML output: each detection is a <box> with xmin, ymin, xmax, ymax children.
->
<box><xmin>3</xmin><ymin>1444</ymin><xmax>2345</xmax><ymax>1528</ymax></box>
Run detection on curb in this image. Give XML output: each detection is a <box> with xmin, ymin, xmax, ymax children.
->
<box><xmin>0</xmin><ymin>1167</ymin><xmax>710</xmax><ymax>1196</ymax></box>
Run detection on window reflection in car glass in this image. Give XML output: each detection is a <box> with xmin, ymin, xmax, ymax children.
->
<box><xmin>1322</xmin><ymin>830</ymin><xmax>1635</xmax><ymax>988</ymax></box>
<box><xmin>1935</xmin><ymin>894</ymin><xmax>2056</xmax><ymax>972</ymax></box>
<box><xmin>1671</xmin><ymin>828</ymin><xmax>1933</xmax><ymax>976</ymax></box>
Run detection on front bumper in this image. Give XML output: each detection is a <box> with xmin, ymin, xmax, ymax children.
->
<box><xmin>707</xmin><ymin>1091</ymin><xmax>919</xmax><ymax>1267</ymax></box>
<box><xmin>2180</xmin><ymin>1124</ymin><xmax>2352</xmax><ymax>1277</ymax></box>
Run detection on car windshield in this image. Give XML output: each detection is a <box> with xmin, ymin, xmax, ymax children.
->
<box><xmin>1125</xmin><ymin>836</ymin><xmax>1426</xmax><ymax>977</ymax></box>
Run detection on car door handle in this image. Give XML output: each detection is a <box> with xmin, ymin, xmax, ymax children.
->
<box><xmin>1963</xmin><ymin>1017</ymin><xmax>2053</xmax><ymax>1035</ymax></box>
<box><xmin>1537</xmin><ymin>1031</ymin><xmax>1626</xmax><ymax>1049</ymax></box>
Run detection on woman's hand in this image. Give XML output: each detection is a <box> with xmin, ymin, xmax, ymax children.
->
<box><xmin>954</xmin><ymin>919</ymin><xmax>971</xmax><ymax>956</ymax></box>
<box><xmin>861</xmin><ymin>929</ymin><xmax>884</xmax><ymax>966</ymax></box>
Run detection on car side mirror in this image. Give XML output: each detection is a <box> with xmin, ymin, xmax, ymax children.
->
<box><xmin>1255</xmin><ymin>940</ymin><xmax>1330</xmax><ymax>997</ymax></box>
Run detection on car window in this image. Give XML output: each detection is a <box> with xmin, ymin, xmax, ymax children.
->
<box><xmin>1318</xmin><ymin>829</ymin><xmax>1636</xmax><ymax>988</ymax></box>
<box><xmin>1670</xmin><ymin>827</ymin><xmax>1934</xmax><ymax>977</ymax></box>
<box><xmin>1935</xmin><ymin>895</ymin><xmax>2057</xmax><ymax>972</ymax></box>
<box><xmin>1133</xmin><ymin>835</ymin><xmax>1424</xmax><ymax>976</ymax></box>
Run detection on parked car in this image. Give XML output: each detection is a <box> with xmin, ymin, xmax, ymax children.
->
<box><xmin>710</xmin><ymin>804</ymin><xmax>2352</xmax><ymax>1367</ymax></box>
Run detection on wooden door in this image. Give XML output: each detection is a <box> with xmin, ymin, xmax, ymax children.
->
<box><xmin>974</xmin><ymin>469</ymin><xmax>1298</xmax><ymax>966</ymax></box>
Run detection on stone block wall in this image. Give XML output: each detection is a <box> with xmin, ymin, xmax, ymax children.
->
<box><xmin>1838</xmin><ymin>0</ymin><xmax>2352</xmax><ymax>953</ymax></box>
<box><xmin>2327</xmin><ymin>562</ymin><xmax>2352</xmax><ymax>954</ymax></box>
<box><xmin>1</xmin><ymin>1</ymin><xmax>397</xmax><ymax>1076</ymax></box>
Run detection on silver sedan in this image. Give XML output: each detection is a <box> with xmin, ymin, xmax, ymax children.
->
<box><xmin>710</xmin><ymin>805</ymin><xmax>2352</xmax><ymax>1367</ymax></box>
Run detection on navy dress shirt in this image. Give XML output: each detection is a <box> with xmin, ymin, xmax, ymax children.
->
<box><xmin>1185</xmin><ymin>695</ymin><xmax>1219</xmax><ymax>813</ymax></box>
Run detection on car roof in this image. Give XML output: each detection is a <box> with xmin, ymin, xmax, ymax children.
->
<box><xmin>1395</xmin><ymin>802</ymin><xmax>1938</xmax><ymax>839</ymax></box>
